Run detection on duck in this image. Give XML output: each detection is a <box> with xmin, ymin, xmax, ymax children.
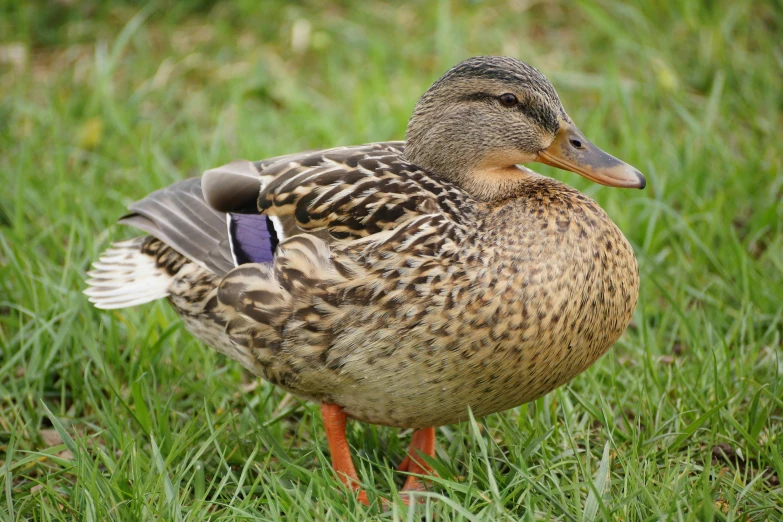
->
<box><xmin>85</xmin><ymin>56</ymin><xmax>644</xmax><ymax>506</ymax></box>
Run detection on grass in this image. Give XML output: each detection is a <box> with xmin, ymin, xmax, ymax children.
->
<box><xmin>1</xmin><ymin>0</ymin><xmax>782</xmax><ymax>520</ymax></box>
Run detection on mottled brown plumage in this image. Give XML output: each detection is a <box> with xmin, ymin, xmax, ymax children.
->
<box><xmin>85</xmin><ymin>56</ymin><xmax>644</xmax><ymax>504</ymax></box>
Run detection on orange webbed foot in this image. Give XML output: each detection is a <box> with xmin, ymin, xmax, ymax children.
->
<box><xmin>321</xmin><ymin>404</ymin><xmax>437</xmax><ymax>508</ymax></box>
<box><xmin>321</xmin><ymin>403</ymin><xmax>370</xmax><ymax>506</ymax></box>
<box><xmin>399</xmin><ymin>426</ymin><xmax>436</xmax><ymax>503</ymax></box>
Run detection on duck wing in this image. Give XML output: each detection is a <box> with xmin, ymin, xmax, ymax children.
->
<box><xmin>117</xmin><ymin>141</ymin><xmax>473</xmax><ymax>281</ymax></box>
<box><xmin>204</xmin><ymin>141</ymin><xmax>471</xmax><ymax>245</ymax></box>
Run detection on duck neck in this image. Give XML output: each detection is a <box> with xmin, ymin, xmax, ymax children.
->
<box><xmin>403</xmin><ymin>139</ymin><xmax>536</xmax><ymax>202</ymax></box>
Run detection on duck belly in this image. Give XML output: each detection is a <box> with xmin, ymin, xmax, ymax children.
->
<box><xmin>296</xmin><ymin>285</ymin><xmax>632</xmax><ymax>428</ymax></box>
<box><xmin>272</xmin><ymin>247</ymin><xmax>637</xmax><ymax>428</ymax></box>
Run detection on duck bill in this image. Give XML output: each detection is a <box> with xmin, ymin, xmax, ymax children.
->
<box><xmin>536</xmin><ymin>123</ymin><xmax>646</xmax><ymax>189</ymax></box>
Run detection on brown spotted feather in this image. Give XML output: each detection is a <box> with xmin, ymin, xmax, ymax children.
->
<box><xmin>255</xmin><ymin>146</ymin><xmax>473</xmax><ymax>243</ymax></box>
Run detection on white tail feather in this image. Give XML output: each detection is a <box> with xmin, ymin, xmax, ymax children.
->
<box><xmin>85</xmin><ymin>237</ymin><xmax>171</xmax><ymax>309</ymax></box>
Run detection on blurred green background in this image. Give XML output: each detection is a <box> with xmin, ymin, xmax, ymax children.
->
<box><xmin>1</xmin><ymin>1</ymin><xmax>781</xmax><ymax>520</ymax></box>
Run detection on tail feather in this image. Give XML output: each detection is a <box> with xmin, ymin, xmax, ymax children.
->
<box><xmin>84</xmin><ymin>238</ymin><xmax>172</xmax><ymax>309</ymax></box>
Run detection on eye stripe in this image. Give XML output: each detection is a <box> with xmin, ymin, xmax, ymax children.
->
<box><xmin>459</xmin><ymin>92</ymin><xmax>496</xmax><ymax>102</ymax></box>
<box><xmin>458</xmin><ymin>92</ymin><xmax>557</xmax><ymax>132</ymax></box>
<box><xmin>460</xmin><ymin>92</ymin><xmax>533</xmax><ymax>111</ymax></box>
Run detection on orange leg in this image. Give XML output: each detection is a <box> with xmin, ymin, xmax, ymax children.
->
<box><xmin>321</xmin><ymin>403</ymin><xmax>369</xmax><ymax>506</ymax></box>
<box><xmin>398</xmin><ymin>427</ymin><xmax>436</xmax><ymax>495</ymax></box>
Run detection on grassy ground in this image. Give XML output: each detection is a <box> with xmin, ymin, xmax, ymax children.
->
<box><xmin>1</xmin><ymin>0</ymin><xmax>782</xmax><ymax>520</ymax></box>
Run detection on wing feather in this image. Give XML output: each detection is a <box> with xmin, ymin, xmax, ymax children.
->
<box><xmin>251</xmin><ymin>144</ymin><xmax>473</xmax><ymax>242</ymax></box>
<box><xmin>119</xmin><ymin>178</ymin><xmax>236</xmax><ymax>275</ymax></box>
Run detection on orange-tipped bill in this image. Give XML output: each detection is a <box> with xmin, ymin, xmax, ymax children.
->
<box><xmin>536</xmin><ymin>122</ymin><xmax>646</xmax><ymax>189</ymax></box>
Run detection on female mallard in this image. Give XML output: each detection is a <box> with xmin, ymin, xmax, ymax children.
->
<box><xmin>86</xmin><ymin>56</ymin><xmax>644</xmax><ymax>505</ymax></box>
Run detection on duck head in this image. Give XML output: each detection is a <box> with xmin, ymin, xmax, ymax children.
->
<box><xmin>404</xmin><ymin>56</ymin><xmax>645</xmax><ymax>200</ymax></box>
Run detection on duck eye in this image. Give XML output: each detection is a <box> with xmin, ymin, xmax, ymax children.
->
<box><xmin>499</xmin><ymin>93</ymin><xmax>517</xmax><ymax>107</ymax></box>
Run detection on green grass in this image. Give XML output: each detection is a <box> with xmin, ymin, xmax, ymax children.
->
<box><xmin>1</xmin><ymin>0</ymin><xmax>782</xmax><ymax>520</ymax></box>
